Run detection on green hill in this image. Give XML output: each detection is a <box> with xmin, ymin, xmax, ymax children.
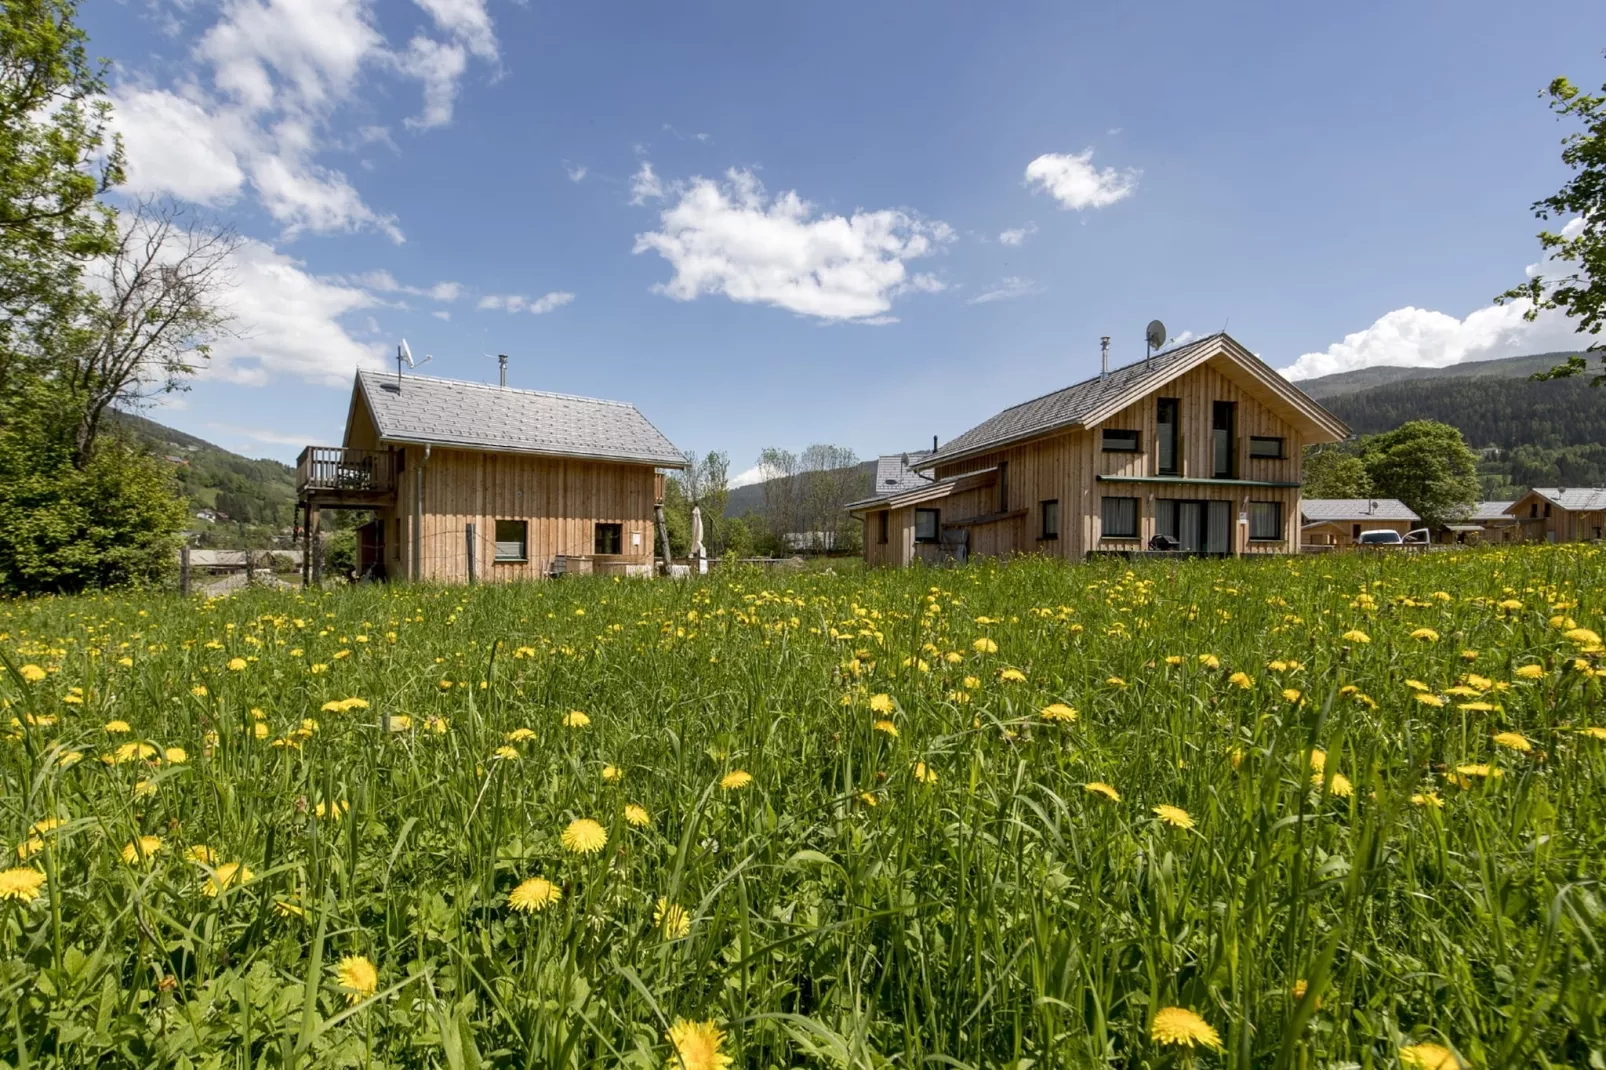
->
<box><xmin>1295</xmin><ymin>351</ymin><xmax>1584</xmax><ymax>399</ymax></box>
<box><xmin>109</xmin><ymin>412</ymin><xmax>298</xmax><ymax>541</ymax></box>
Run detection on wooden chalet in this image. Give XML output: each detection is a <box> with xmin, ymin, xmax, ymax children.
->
<box><xmin>295</xmin><ymin>371</ymin><xmax>684</xmax><ymax>583</ymax></box>
<box><xmin>1299</xmin><ymin>499</ymin><xmax>1420</xmax><ymax>550</ymax></box>
<box><xmin>848</xmin><ymin>333</ymin><xmax>1348</xmax><ymax>564</ymax></box>
<box><xmin>1505</xmin><ymin>488</ymin><xmax>1606</xmax><ymax>544</ymax></box>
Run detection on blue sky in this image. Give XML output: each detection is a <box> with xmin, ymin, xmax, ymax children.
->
<box><xmin>93</xmin><ymin>0</ymin><xmax>1605</xmax><ymax>482</ymax></box>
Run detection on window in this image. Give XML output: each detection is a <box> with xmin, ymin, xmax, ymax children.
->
<box><xmin>1544</xmin><ymin>503</ymin><xmax>1552</xmax><ymax>518</ymax></box>
<box><xmin>877</xmin><ymin>510</ymin><xmax>889</xmax><ymax>544</ymax></box>
<box><xmin>997</xmin><ymin>461</ymin><xmax>1009</xmax><ymax>513</ymax></box>
<box><xmin>1530</xmin><ymin>503</ymin><xmax>1539</xmax><ymax>518</ymax></box>
<box><xmin>914</xmin><ymin>508</ymin><xmax>940</xmax><ymax>543</ymax></box>
<box><xmin>1102</xmin><ymin>429</ymin><xmax>1141</xmax><ymax>452</ymax></box>
<box><xmin>1212</xmin><ymin>401</ymin><xmax>1236</xmax><ymax>478</ymax></box>
<box><xmin>494</xmin><ymin>520</ymin><xmax>527</xmax><ymax>562</ymax></box>
<box><xmin>1156</xmin><ymin>398</ymin><xmax>1179</xmax><ymax>475</ymax></box>
<box><xmin>1101</xmin><ymin>496</ymin><xmax>1138</xmax><ymax>539</ymax></box>
<box><xmin>1249</xmin><ymin>501</ymin><xmax>1282</xmax><ymax>541</ymax></box>
<box><xmin>1040</xmin><ymin>499</ymin><xmax>1060</xmax><ymax>540</ymax></box>
<box><xmin>594</xmin><ymin>522</ymin><xmax>623</xmax><ymax>555</ymax></box>
<box><xmin>1248</xmin><ymin>436</ymin><xmax>1285</xmax><ymax>459</ymax></box>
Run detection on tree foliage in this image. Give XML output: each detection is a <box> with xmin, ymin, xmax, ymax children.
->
<box><xmin>1303</xmin><ymin>420</ymin><xmax>1481</xmax><ymax>529</ymax></box>
<box><xmin>1498</xmin><ymin>57</ymin><xmax>1606</xmax><ymax>381</ymax></box>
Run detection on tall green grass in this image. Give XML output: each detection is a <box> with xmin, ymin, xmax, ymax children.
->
<box><xmin>1</xmin><ymin>547</ymin><xmax>1603</xmax><ymax>1068</ymax></box>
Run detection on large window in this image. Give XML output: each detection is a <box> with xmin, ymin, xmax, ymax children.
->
<box><xmin>1249</xmin><ymin>436</ymin><xmax>1285</xmax><ymax>459</ymax></box>
<box><xmin>1102</xmin><ymin>429</ymin><xmax>1141</xmax><ymax>452</ymax></box>
<box><xmin>1249</xmin><ymin>501</ymin><xmax>1283</xmax><ymax>541</ymax></box>
<box><xmin>594</xmin><ymin>522</ymin><xmax>623</xmax><ymax>555</ymax></box>
<box><xmin>1156</xmin><ymin>397</ymin><xmax>1179</xmax><ymax>475</ymax></box>
<box><xmin>1101</xmin><ymin>496</ymin><xmax>1139</xmax><ymax>539</ymax></box>
<box><xmin>915</xmin><ymin>508</ymin><xmax>940</xmax><ymax>543</ymax></box>
<box><xmin>1212</xmin><ymin>401</ymin><xmax>1237</xmax><ymax>478</ymax></box>
<box><xmin>494</xmin><ymin>520</ymin><xmax>527</xmax><ymax>562</ymax></box>
<box><xmin>1040</xmin><ymin>499</ymin><xmax>1060</xmax><ymax>540</ymax></box>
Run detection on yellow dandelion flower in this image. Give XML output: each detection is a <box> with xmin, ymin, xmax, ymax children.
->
<box><xmin>1308</xmin><ymin>748</ymin><xmax>1327</xmax><ymax>772</ymax></box>
<box><xmin>720</xmin><ymin>770</ymin><xmax>753</xmax><ymax>791</ymax></box>
<box><xmin>314</xmin><ymin>800</ymin><xmax>348</xmax><ymax>819</ymax></box>
<box><xmin>666</xmin><ymin>1018</ymin><xmax>733</xmax><ymax>1070</ymax></box>
<box><xmin>133</xmin><ymin>778</ymin><xmax>156</xmax><ymax>798</ymax></box>
<box><xmin>1040</xmin><ymin>702</ymin><xmax>1078</xmax><ymax>723</ymax></box>
<box><xmin>868</xmin><ymin>693</ymin><xmax>894</xmax><ymax>713</ymax></box>
<box><xmin>494</xmin><ymin>745</ymin><xmax>520</xmax><ymax>760</ymax></box>
<box><xmin>998</xmin><ymin>668</ymin><xmax>1026</xmax><ymax>683</ymax></box>
<box><xmin>1153</xmin><ymin>805</ymin><xmax>1194</xmax><ymax>829</ymax></box>
<box><xmin>1399</xmin><ymin>1042</ymin><xmax>1463</xmax><ymax>1069</ymax></box>
<box><xmin>1315</xmin><ymin>772</ymin><xmax>1353</xmax><ymax>798</ymax></box>
<box><xmin>1410</xmin><ymin>792</ymin><xmax>1444</xmax><ymax>808</ymax></box>
<box><xmin>507</xmin><ymin>876</ymin><xmax>561</xmax><ymax>913</ymax></box>
<box><xmin>227</xmin><ymin>657</ymin><xmax>247</xmax><ymax>671</ymax></box>
<box><xmin>1227</xmin><ymin>671</ymin><xmax>1253</xmax><ymax>689</ymax></box>
<box><xmin>334</xmin><ymin>955</ymin><xmax>378</xmax><ymax>1004</ymax></box>
<box><xmin>0</xmin><ymin>867</ymin><xmax>46</xmax><ymax>903</ymax></box>
<box><xmin>1165</xmin><ymin>655</ymin><xmax>1184</xmax><ymax>665</ymax></box>
<box><xmin>1580</xmin><ymin>726</ymin><xmax>1606</xmax><ymax>741</ymax></box>
<box><xmin>1414</xmin><ymin>692</ymin><xmax>1445</xmax><ymax>708</ymax></box>
<box><xmin>1454</xmin><ymin>763</ymin><xmax>1503</xmax><ymax>780</ymax></box>
<box><xmin>18</xmin><ymin>664</ymin><xmax>47</xmax><ymax>683</ymax></box>
<box><xmin>1282</xmin><ymin>688</ymin><xmax>1302</xmax><ymax>703</ymax></box>
<box><xmin>505</xmin><ymin>727</ymin><xmax>536</xmax><ymax>742</ymax></box>
<box><xmin>1084</xmin><ymin>781</ymin><xmax>1120</xmax><ymax>802</ymax></box>
<box><xmin>1492</xmin><ymin>731</ymin><xmax>1531</xmax><ymax>752</ymax></box>
<box><xmin>872</xmin><ymin>720</ymin><xmax>899</xmax><ymax>738</ymax></box>
<box><xmin>1514</xmin><ymin>664</ymin><xmax>1545</xmax><ymax>680</ymax></box>
<box><xmin>913</xmin><ymin>762</ymin><xmax>938</xmax><ymax>785</ymax></box>
<box><xmin>654</xmin><ymin>897</ymin><xmax>691</xmax><ymax>938</ymax></box>
<box><xmin>602</xmin><ymin>764</ymin><xmax>623</xmax><ymax>782</ymax></box>
<box><xmin>191</xmin><ymin>686</ymin><xmax>208</xmax><ymax>697</ymax></box>
<box><xmin>121</xmin><ymin>836</ymin><xmax>163</xmax><ymax>865</ymax></box>
<box><xmin>972</xmin><ymin>637</ymin><xmax>998</xmax><ymax>654</ymax></box>
<box><xmin>186</xmin><ymin>844</ymin><xmax>217</xmax><ymax>864</ymax></box>
<box><xmin>1411</xmin><ymin>628</ymin><xmax>1440</xmax><ymax>642</ymax></box>
<box><xmin>163</xmin><ymin>747</ymin><xmax>187</xmax><ymax>764</ymax></box>
<box><xmin>562</xmin><ymin>710</ymin><xmax>591</xmax><ymax>728</ymax></box>
<box><xmin>1340</xmin><ymin>630</ymin><xmax>1370</xmax><ymax>644</ymax></box>
<box><xmin>561</xmin><ymin>818</ymin><xmax>607</xmax><ymax>855</ymax></box>
<box><xmin>624</xmin><ymin>804</ymin><xmax>652</xmax><ymax>827</ymax></box>
<box><xmin>103</xmin><ymin>720</ymin><xmax>131</xmax><ymax>734</ymax></box>
<box><xmin>1565</xmin><ymin>627</ymin><xmax>1603</xmax><ymax>646</ymax></box>
<box><xmin>1150</xmin><ymin>1006</ymin><xmax>1222</xmax><ymax>1051</ymax></box>
<box><xmin>202</xmin><ymin>862</ymin><xmax>254</xmax><ymax>896</ymax></box>
<box><xmin>1197</xmin><ymin>654</ymin><xmax>1220</xmax><ymax>669</ymax></box>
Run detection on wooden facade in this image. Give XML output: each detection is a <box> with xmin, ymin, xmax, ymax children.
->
<box><xmin>1508</xmin><ymin>490</ymin><xmax>1606</xmax><ymax>544</ymax></box>
<box><xmin>854</xmin><ymin>344</ymin><xmax>1344</xmax><ymax>566</ymax></box>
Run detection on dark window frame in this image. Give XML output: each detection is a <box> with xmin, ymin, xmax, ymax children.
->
<box><xmin>1101</xmin><ymin>429</ymin><xmax>1142</xmax><ymax>453</ymax></box>
<box><xmin>1156</xmin><ymin>397</ymin><xmax>1180</xmax><ymax>475</ymax></box>
<box><xmin>1212</xmin><ymin>401</ymin><xmax>1237</xmax><ymax>479</ymax></box>
<box><xmin>1248</xmin><ymin>501</ymin><xmax>1283</xmax><ymax>541</ymax></box>
<box><xmin>877</xmin><ymin>510</ymin><xmax>889</xmax><ymax>545</ymax></box>
<box><xmin>1040</xmin><ymin>499</ymin><xmax>1060</xmax><ymax>541</ymax></box>
<box><xmin>493</xmin><ymin>519</ymin><xmax>528</xmax><ymax>563</ymax></box>
<box><xmin>914</xmin><ymin>508</ymin><xmax>941</xmax><ymax>544</ymax></box>
<box><xmin>594</xmin><ymin>522</ymin><xmax>624</xmax><ymax>555</ymax></box>
<box><xmin>1248</xmin><ymin>435</ymin><xmax>1285</xmax><ymax>460</ymax></box>
<box><xmin>1100</xmin><ymin>496</ymin><xmax>1140</xmax><ymax>540</ymax></box>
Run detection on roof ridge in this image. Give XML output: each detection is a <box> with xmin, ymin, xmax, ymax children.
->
<box><xmin>359</xmin><ymin>369</ymin><xmax>641</xmax><ymax>411</ymax></box>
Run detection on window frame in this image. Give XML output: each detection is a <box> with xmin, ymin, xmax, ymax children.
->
<box><xmin>1248</xmin><ymin>435</ymin><xmax>1285</xmax><ymax>460</ymax></box>
<box><xmin>1211</xmin><ymin>401</ymin><xmax>1237</xmax><ymax>479</ymax></box>
<box><xmin>1155</xmin><ymin>397</ymin><xmax>1180</xmax><ymax>475</ymax></box>
<box><xmin>877</xmin><ymin>510</ymin><xmax>889</xmax><ymax>545</ymax></box>
<box><xmin>1039</xmin><ymin>498</ymin><xmax>1060</xmax><ymax>541</ymax></box>
<box><xmin>594</xmin><ymin>522</ymin><xmax>624</xmax><ymax>555</ymax></box>
<box><xmin>914</xmin><ymin>508</ymin><xmax>941</xmax><ymax>544</ymax></box>
<box><xmin>1100</xmin><ymin>496</ymin><xmax>1140</xmax><ymax>540</ymax></box>
<box><xmin>1248</xmin><ymin>501</ymin><xmax>1283</xmax><ymax>542</ymax></box>
<box><xmin>493</xmin><ymin>519</ymin><xmax>528</xmax><ymax>563</ymax></box>
<box><xmin>1101</xmin><ymin>428</ymin><xmax>1142</xmax><ymax>453</ymax></box>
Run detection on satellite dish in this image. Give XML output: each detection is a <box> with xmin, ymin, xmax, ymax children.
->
<box><xmin>399</xmin><ymin>339</ymin><xmax>413</xmax><ymax>365</ymax></box>
<box><xmin>1146</xmin><ymin>319</ymin><xmax>1168</xmax><ymax>352</ymax></box>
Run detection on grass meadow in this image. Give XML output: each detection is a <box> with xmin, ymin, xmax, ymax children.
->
<box><xmin>2</xmin><ymin>548</ymin><xmax>1605</xmax><ymax>1069</ymax></box>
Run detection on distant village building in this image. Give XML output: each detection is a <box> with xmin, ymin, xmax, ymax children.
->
<box><xmin>848</xmin><ymin>333</ymin><xmax>1348</xmax><ymax>564</ymax></box>
<box><xmin>296</xmin><ymin>371</ymin><xmax>684</xmax><ymax>583</ymax></box>
<box><xmin>1506</xmin><ymin>488</ymin><xmax>1606</xmax><ymax>543</ymax></box>
<box><xmin>1299</xmin><ymin>499</ymin><xmax>1420</xmax><ymax>549</ymax></box>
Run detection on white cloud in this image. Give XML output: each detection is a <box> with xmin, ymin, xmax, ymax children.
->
<box><xmin>207</xmin><ymin>238</ymin><xmax>387</xmax><ymax>387</ymax></box>
<box><xmin>998</xmin><ymin>222</ymin><xmax>1036</xmax><ymax>246</ymax></box>
<box><xmin>1171</xmin><ymin>329</ymin><xmax>1196</xmax><ymax>346</ymax></box>
<box><xmin>633</xmin><ymin>165</ymin><xmax>952</xmax><ymax>322</ymax></box>
<box><xmin>629</xmin><ymin>161</ymin><xmax>663</xmax><ymax>205</ymax></box>
<box><xmin>730</xmin><ymin>464</ymin><xmax>765</xmax><ymax>488</ymax></box>
<box><xmin>427</xmin><ymin>281</ymin><xmax>462</xmax><ymax>302</ymax></box>
<box><xmin>527</xmin><ymin>291</ymin><xmax>575</xmax><ymax>314</ymax></box>
<box><xmin>478</xmin><ymin>294</ymin><xmax>514</xmax><ymax>311</ymax></box>
<box><xmin>1279</xmin><ymin>301</ymin><xmax>1584</xmax><ymax>381</ymax></box>
<box><xmin>401</xmin><ymin>35</ymin><xmax>468</xmax><ymax>130</ymax></box>
<box><xmin>968</xmin><ymin>277</ymin><xmax>1043</xmax><ymax>304</ymax></box>
<box><xmin>111</xmin><ymin>89</ymin><xmax>245</xmax><ymax>203</ymax></box>
<box><xmin>432</xmin><ymin>309</ymin><xmax>451</xmax><ymax>320</ymax></box>
<box><xmin>249</xmin><ymin>153</ymin><xmax>402</xmax><ymax>241</ymax></box>
<box><xmin>413</xmin><ymin>0</ymin><xmax>497</xmax><ymax>60</ymax></box>
<box><xmin>195</xmin><ymin>0</ymin><xmax>383</xmax><ymax>114</ymax></box>
<box><xmin>354</xmin><ymin>271</ymin><xmax>461</xmax><ymax>300</ymax></box>
<box><xmin>565</xmin><ymin>161</ymin><xmax>588</xmax><ymax>183</ymax></box>
<box><xmin>1025</xmin><ymin>149</ymin><xmax>1138</xmax><ymax>210</ymax></box>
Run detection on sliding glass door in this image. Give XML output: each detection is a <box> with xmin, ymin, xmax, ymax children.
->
<box><xmin>1157</xmin><ymin>499</ymin><xmax>1233</xmax><ymax>554</ymax></box>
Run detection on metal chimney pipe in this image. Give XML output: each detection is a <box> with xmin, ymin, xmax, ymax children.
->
<box><xmin>1100</xmin><ymin>336</ymin><xmax>1110</xmax><ymax>384</ymax></box>
<box><xmin>932</xmin><ymin>434</ymin><xmax>938</xmax><ymax>453</ymax></box>
<box><xmin>498</xmin><ymin>353</ymin><xmax>508</xmax><ymax>388</ymax></box>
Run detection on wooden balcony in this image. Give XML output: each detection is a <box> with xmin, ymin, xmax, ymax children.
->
<box><xmin>296</xmin><ymin>447</ymin><xmax>397</xmax><ymax>504</ymax></box>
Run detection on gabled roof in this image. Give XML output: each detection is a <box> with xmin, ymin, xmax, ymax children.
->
<box><xmin>1300</xmin><ymin>498</ymin><xmax>1419</xmax><ymax>523</ymax></box>
<box><xmin>918</xmin><ymin>333</ymin><xmax>1348</xmax><ymax>471</ymax></box>
<box><xmin>346</xmin><ymin>371</ymin><xmax>685</xmax><ymax>467</ymax></box>
<box><xmin>845</xmin><ymin>467</ymin><xmax>997</xmax><ymax>513</ymax></box>
<box><xmin>872</xmin><ymin>451</ymin><xmax>934</xmax><ymax>497</ymax></box>
<box><xmin>1518</xmin><ymin>488</ymin><xmax>1606</xmax><ymax>513</ymax></box>
<box><xmin>1471</xmin><ymin>501</ymin><xmax>1516</xmax><ymax>522</ymax></box>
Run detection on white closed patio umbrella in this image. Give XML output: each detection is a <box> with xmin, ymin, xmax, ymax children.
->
<box><xmin>690</xmin><ymin>505</ymin><xmax>706</xmax><ymax>558</ymax></box>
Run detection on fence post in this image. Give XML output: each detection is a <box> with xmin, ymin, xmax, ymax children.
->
<box><xmin>179</xmin><ymin>545</ymin><xmax>190</xmax><ymax>596</ymax></box>
<box><xmin>466</xmin><ymin>522</ymin><xmax>476</xmax><ymax>584</ymax></box>
<box><xmin>309</xmin><ymin>506</ymin><xmax>323</xmax><ymax>587</ymax></box>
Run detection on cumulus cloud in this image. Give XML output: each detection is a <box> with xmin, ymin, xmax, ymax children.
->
<box><xmin>527</xmin><ymin>291</ymin><xmax>575</xmax><ymax>314</ymax></box>
<box><xmin>1025</xmin><ymin>149</ymin><xmax>1138</xmax><ymax>210</ymax></box>
<box><xmin>412</xmin><ymin>0</ymin><xmax>497</xmax><ymax>61</ymax></box>
<box><xmin>477</xmin><ymin>291</ymin><xmax>575</xmax><ymax>314</ymax></box>
<box><xmin>354</xmin><ymin>271</ymin><xmax>461</xmax><ymax>301</ymax></box>
<box><xmin>729</xmin><ymin>464</ymin><xmax>766</xmax><ymax>488</ymax></box>
<box><xmin>967</xmin><ymin>277</ymin><xmax>1044</xmax><ymax>304</ymax></box>
<box><xmin>632</xmin><ymin>165</ymin><xmax>952</xmax><ymax>322</ymax></box>
<box><xmin>111</xmin><ymin>89</ymin><xmax>245</xmax><ymax>203</ymax></box>
<box><xmin>998</xmin><ymin>222</ymin><xmax>1036</xmax><ymax>246</ymax></box>
<box><xmin>401</xmin><ymin>35</ymin><xmax>468</xmax><ymax>130</ymax></box>
<box><xmin>629</xmin><ymin>161</ymin><xmax>663</xmax><ymax>205</ymax></box>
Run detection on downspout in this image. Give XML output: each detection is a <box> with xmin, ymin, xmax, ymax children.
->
<box><xmin>413</xmin><ymin>444</ymin><xmax>430</xmax><ymax>580</ymax></box>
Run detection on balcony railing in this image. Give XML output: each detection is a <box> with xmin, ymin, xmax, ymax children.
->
<box><xmin>297</xmin><ymin>447</ymin><xmax>396</xmax><ymax>497</ymax></box>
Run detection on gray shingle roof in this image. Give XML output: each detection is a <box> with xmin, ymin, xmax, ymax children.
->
<box><xmin>353</xmin><ymin>371</ymin><xmax>684</xmax><ymax>467</ymax></box>
<box><xmin>1300</xmin><ymin>498</ymin><xmax>1420</xmax><ymax>523</ymax></box>
<box><xmin>1471</xmin><ymin>501</ymin><xmax>1516</xmax><ymax>521</ymax></box>
<box><xmin>1530</xmin><ymin>488</ymin><xmax>1606</xmax><ymax>512</ymax></box>
<box><xmin>923</xmin><ymin>335</ymin><xmax>1223</xmax><ymax>467</ymax></box>
<box><xmin>873</xmin><ymin>451</ymin><xmax>934</xmax><ymax>497</ymax></box>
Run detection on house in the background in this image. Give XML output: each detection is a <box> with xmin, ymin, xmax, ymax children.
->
<box><xmin>1506</xmin><ymin>488</ymin><xmax>1606</xmax><ymax>544</ymax></box>
<box><xmin>1299</xmin><ymin>499</ymin><xmax>1420</xmax><ymax>549</ymax></box>
<box><xmin>296</xmin><ymin>371</ymin><xmax>685</xmax><ymax>583</ymax></box>
<box><xmin>848</xmin><ymin>333</ymin><xmax>1348</xmax><ymax>565</ymax></box>
<box><xmin>1458</xmin><ymin>501</ymin><xmax>1519</xmax><ymax>544</ymax></box>
<box><xmin>845</xmin><ymin>450</ymin><xmax>937</xmax><ymax>566</ymax></box>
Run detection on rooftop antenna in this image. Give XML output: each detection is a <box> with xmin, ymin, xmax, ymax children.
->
<box><xmin>1100</xmin><ymin>335</ymin><xmax>1111</xmax><ymax>384</ymax></box>
<box><xmin>396</xmin><ymin>339</ymin><xmax>431</xmax><ymax>387</ymax></box>
<box><xmin>1145</xmin><ymin>319</ymin><xmax>1167</xmax><ymax>362</ymax></box>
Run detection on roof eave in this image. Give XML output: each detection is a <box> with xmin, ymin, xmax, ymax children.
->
<box><xmin>378</xmin><ymin>434</ymin><xmax>688</xmax><ymax>469</ymax></box>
